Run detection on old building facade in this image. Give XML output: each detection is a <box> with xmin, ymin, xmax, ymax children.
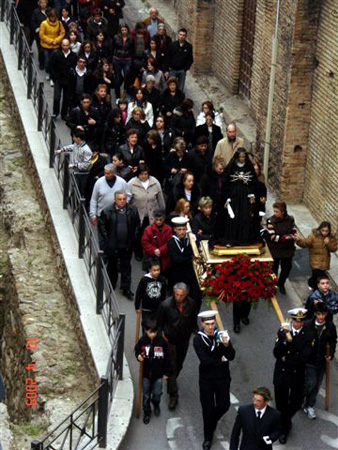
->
<box><xmin>173</xmin><ymin>0</ymin><xmax>337</xmax><ymax>225</ymax></box>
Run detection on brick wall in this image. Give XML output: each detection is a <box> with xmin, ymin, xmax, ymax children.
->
<box><xmin>172</xmin><ymin>0</ymin><xmax>215</xmax><ymax>74</ymax></box>
<box><xmin>280</xmin><ymin>0</ymin><xmax>321</xmax><ymax>202</ymax></box>
<box><xmin>250</xmin><ymin>0</ymin><xmax>298</xmax><ymax>192</ymax></box>
<box><xmin>211</xmin><ymin>0</ymin><xmax>244</xmax><ymax>93</ymax></box>
<box><xmin>304</xmin><ymin>0</ymin><xmax>338</xmax><ymax>224</ymax></box>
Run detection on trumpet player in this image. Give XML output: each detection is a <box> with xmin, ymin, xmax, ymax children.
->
<box><xmin>193</xmin><ymin>310</ymin><xmax>236</xmax><ymax>450</ymax></box>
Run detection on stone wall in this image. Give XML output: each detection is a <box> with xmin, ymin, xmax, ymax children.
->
<box><xmin>0</xmin><ymin>53</ymin><xmax>97</xmax><ymax>446</ymax></box>
<box><xmin>304</xmin><ymin>0</ymin><xmax>338</xmax><ymax>224</ymax></box>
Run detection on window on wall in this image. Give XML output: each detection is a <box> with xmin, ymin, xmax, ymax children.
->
<box><xmin>239</xmin><ymin>0</ymin><xmax>257</xmax><ymax>101</ymax></box>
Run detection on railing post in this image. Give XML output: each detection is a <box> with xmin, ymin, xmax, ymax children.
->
<box><xmin>9</xmin><ymin>0</ymin><xmax>15</xmax><ymax>44</ymax></box>
<box><xmin>117</xmin><ymin>313</ymin><xmax>125</xmax><ymax>380</ymax></box>
<box><xmin>27</xmin><ymin>50</ymin><xmax>34</xmax><ymax>99</ymax></box>
<box><xmin>0</xmin><ymin>0</ymin><xmax>5</xmax><ymax>22</ymax></box>
<box><xmin>49</xmin><ymin>115</ymin><xmax>56</xmax><ymax>168</ymax></box>
<box><xmin>98</xmin><ymin>376</ymin><xmax>109</xmax><ymax>448</ymax></box>
<box><xmin>37</xmin><ymin>82</ymin><xmax>44</xmax><ymax>131</ymax></box>
<box><xmin>63</xmin><ymin>154</ymin><xmax>70</xmax><ymax>209</ymax></box>
<box><xmin>31</xmin><ymin>440</ymin><xmax>43</xmax><ymax>450</ymax></box>
<box><xmin>78</xmin><ymin>198</ymin><xmax>86</xmax><ymax>258</ymax></box>
<box><xmin>96</xmin><ymin>251</ymin><xmax>104</xmax><ymax>314</ymax></box>
<box><xmin>17</xmin><ymin>24</ymin><xmax>24</xmax><ymax>70</ymax></box>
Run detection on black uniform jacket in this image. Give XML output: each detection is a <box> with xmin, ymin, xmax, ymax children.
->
<box><xmin>167</xmin><ymin>235</ymin><xmax>196</xmax><ymax>284</ymax></box>
<box><xmin>193</xmin><ymin>329</ymin><xmax>235</xmax><ymax>380</ymax></box>
<box><xmin>230</xmin><ymin>404</ymin><xmax>282</xmax><ymax>450</ymax></box>
<box><xmin>273</xmin><ymin>326</ymin><xmax>315</xmax><ymax>387</ymax></box>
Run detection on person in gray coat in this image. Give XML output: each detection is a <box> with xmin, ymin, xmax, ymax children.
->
<box><xmin>128</xmin><ymin>164</ymin><xmax>165</xmax><ymax>260</ymax></box>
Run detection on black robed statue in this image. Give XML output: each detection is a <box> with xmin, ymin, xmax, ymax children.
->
<box><xmin>211</xmin><ymin>149</ymin><xmax>261</xmax><ymax>247</ymax></box>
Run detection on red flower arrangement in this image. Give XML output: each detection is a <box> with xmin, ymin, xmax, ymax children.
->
<box><xmin>202</xmin><ymin>254</ymin><xmax>277</xmax><ymax>305</ymax></box>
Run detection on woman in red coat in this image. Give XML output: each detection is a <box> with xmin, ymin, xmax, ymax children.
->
<box><xmin>141</xmin><ymin>210</ymin><xmax>173</xmax><ymax>276</ymax></box>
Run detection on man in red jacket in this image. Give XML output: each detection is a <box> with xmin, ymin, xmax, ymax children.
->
<box><xmin>141</xmin><ymin>210</ymin><xmax>173</xmax><ymax>277</ymax></box>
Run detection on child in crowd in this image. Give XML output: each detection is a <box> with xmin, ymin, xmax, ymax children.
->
<box><xmin>305</xmin><ymin>274</ymin><xmax>338</xmax><ymax>321</ymax></box>
<box><xmin>135</xmin><ymin>258</ymin><xmax>167</xmax><ymax>329</ymax></box>
<box><xmin>135</xmin><ymin>321</ymin><xmax>172</xmax><ymax>424</ymax></box>
<box><xmin>118</xmin><ymin>99</ymin><xmax>128</xmax><ymax>124</ymax></box>
<box><xmin>295</xmin><ymin>221</ymin><xmax>338</xmax><ymax>290</ymax></box>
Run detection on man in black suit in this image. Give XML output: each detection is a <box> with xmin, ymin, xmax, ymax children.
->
<box><xmin>230</xmin><ymin>387</ymin><xmax>282</xmax><ymax>450</ymax></box>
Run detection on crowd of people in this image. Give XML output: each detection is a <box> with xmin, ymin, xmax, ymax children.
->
<box><xmin>15</xmin><ymin>1</ymin><xmax>338</xmax><ymax>449</ymax></box>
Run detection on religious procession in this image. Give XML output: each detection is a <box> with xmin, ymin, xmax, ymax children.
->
<box><xmin>4</xmin><ymin>0</ymin><xmax>338</xmax><ymax>449</ymax></box>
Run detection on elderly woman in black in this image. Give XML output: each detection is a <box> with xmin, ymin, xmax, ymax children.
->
<box><xmin>118</xmin><ymin>128</ymin><xmax>145</xmax><ymax>174</ymax></box>
<box><xmin>125</xmin><ymin>106</ymin><xmax>151</xmax><ymax>146</ymax></box>
<box><xmin>160</xmin><ymin>76</ymin><xmax>185</xmax><ymax>124</ymax></box>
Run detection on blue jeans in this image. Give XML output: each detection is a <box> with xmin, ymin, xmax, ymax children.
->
<box><xmin>170</xmin><ymin>69</ymin><xmax>186</xmax><ymax>92</ymax></box>
<box><xmin>143</xmin><ymin>378</ymin><xmax>163</xmax><ymax>414</ymax></box>
<box><xmin>304</xmin><ymin>364</ymin><xmax>325</xmax><ymax>407</ymax></box>
<box><xmin>113</xmin><ymin>59</ymin><xmax>132</xmax><ymax>99</ymax></box>
<box><xmin>43</xmin><ymin>48</ymin><xmax>57</xmax><ymax>75</ymax></box>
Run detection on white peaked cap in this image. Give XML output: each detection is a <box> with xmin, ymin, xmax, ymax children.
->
<box><xmin>172</xmin><ymin>216</ymin><xmax>189</xmax><ymax>226</ymax></box>
<box><xmin>198</xmin><ymin>310</ymin><xmax>218</xmax><ymax>321</ymax></box>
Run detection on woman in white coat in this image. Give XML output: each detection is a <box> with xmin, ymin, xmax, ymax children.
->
<box><xmin>128</xmin><ymin>163</ymin><xmax>165</xmax><ymax>259</ymax></box>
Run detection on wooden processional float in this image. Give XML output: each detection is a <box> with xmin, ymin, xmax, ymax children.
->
<box><xmin>187</xmin><ymin>222</ymin><xmax>292</xmax><ymax>341</ymax></box>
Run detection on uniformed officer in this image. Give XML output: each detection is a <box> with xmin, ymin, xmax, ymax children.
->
<box><xmin>193</xmin><ymin>310</ymin><xmax>236</xmax><ymax>450</ymax></box>
<box><xmin>273</xmin><ymin>307</ymin><xmax>315</xmax><ymax>444</ymax></box>
<box><xmin>167</xmin><ymin>216</ymin><xmax>202</xmax><ymax>307</ymax></box>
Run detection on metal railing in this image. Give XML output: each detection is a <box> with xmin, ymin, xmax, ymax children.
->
<box><xmin>30</xmin><ymin>312</ymin><xmax>125</xmax><ymax>450</ymax></box>
<box><xmin>0</xmin><ymin>1</ymin><xmax>126</xmax><ymax>447</ymax></box>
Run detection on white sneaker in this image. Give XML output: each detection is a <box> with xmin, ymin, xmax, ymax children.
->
<box><xmin>50</xmin><ymin>80</ymin><xmax>54</xmax><ymax>87</ymax></box>
<box><xmin>46</xmin><ymin>74</ymin><xmax>50</xmax><ymax>81</ymax></box>
<box><xmin>307</xmin><ymin>406</ymin><xmax>316</xmax><ymax>420</ymax></box>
